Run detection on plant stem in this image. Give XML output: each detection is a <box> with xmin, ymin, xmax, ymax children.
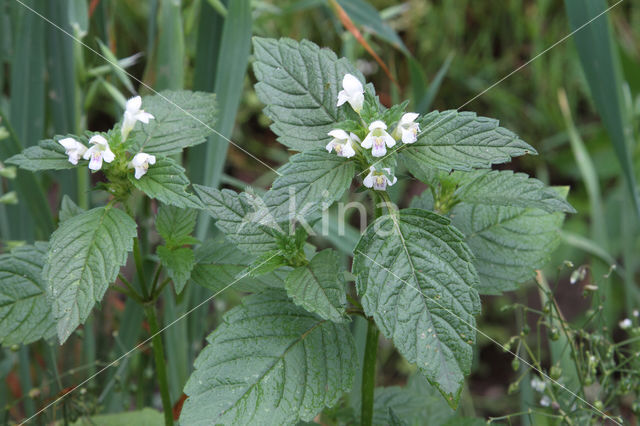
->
<box><xmin>133</xmin><ymin>237</ymin><xmax>149</xmax><ymax>299</ymax></box>
<box><xmin>143</xmin><ymin>303</ymin><xmax>174</xmax><ymax>426</ymax></box>
<box><xmin>361</xmin><ymin>318</ymin><xmax>379</xmax><ymax>426</ymax></box>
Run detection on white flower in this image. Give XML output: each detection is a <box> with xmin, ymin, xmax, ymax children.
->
<box><xmin>394</xmin><ymin>112</ymin><xmax>420</xmax><ymax>144</ymax></box>
<box><xmin>540</xmin><ymin>396</ymin><xmax>551</xmax><ymax>407</ymax></box>
<box><xmin>58</xmin><ymin>137</ymin><xmax>87</xmax><ymax>165</ymax></box>
<box><xmin>83</xmin><ymin>135</ymin><xmax>116</xmax><ymax>171</ymax></box>
<box><xmin>361</xmin><ymin>121</ymin><xmax>396</xmax><ymax>157</ymax></box>
<box><xmin>363</xmin><ymin>166</ymin><xmax>397</xmax><ymax>191</ymax></box>
<box><xmin>619</xmin><ymin>318</ymin><xmax>632</xmax><ymax>330</ymax></box>
<box><xmin>326</xmin><ymin>129</ymin><xmax>358</xmax><ymax>158</ymax></box>
<box><xmin>336</xmin><ymin>74</ymin><xmax>364</xmax><ymax>113</ymax></box>
<box><xmin>121</xmin><ymin>96</ymin><xmax>155</xmax><ymax>140</ymax></box>
<box><xmin>633</xmin><ymin>310</ymin><xmax>639</xmax><ymax>318</ymax></box>
<box><xmin>128</xmin><ymin>153</ymin><xmax>156</xmax><ymax>179</ymax></box>
<box><xmin>531</xmin><ymin>376</ymin><xmax>546</xmax><ymax>393</ymax></box>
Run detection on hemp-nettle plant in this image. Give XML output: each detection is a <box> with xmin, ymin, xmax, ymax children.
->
<box><xmin>2</xmin><ymin>37</ymin><xmax>577</xmax><ymax>425</ymax></box>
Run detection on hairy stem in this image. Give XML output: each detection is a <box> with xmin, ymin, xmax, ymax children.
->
<box><xmin>361</xmin><ymin>317</ymin><xmax>379</xmax><ymax>425</ymax></box>
<box><xmin>144</xmin><ymin>303</ymin><xmax>174</xmax><ymax>426</ymax></box>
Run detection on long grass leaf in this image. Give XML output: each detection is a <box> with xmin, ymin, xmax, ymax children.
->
<box><xmin>564</xmin><ymin>0</ymin><xmax>640</xmax><ymax>218</ymax></box>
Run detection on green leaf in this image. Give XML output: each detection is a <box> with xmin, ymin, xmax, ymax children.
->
<box><xmin>371</xmin><ymin>374</ymin><xmax>458</xmax><ymax>426</ymax></box>
<box><xmin>285</xmin><ymin>249</ymin><xmax>347</xmax><ymax>323</ymax></box>
<box><xmin>194</xmin><ymin>185</ymin><xmax>281</xmax><ymax>255</ymax></box>
<box><xmin>7</xmin><ymin>136</ymin><xmax>80</xmax><ymax>171</ymax></box>
<box><xmin>157</xmin><ymin>246</ymin><xmax>194</xmax><ymax>294</ymax></box>
<box><xmin>69</xmin><ymin>408</ymin><xmax>163</xmax><ymax>425</ymax></box>
<box><xmin>156</xmin><ymin>204</ymin><xmax>198</xmax><ymax>248</ymax></box>
<box><xmin>266</xmin><ymin>150</ymin><xmax>355</xmax><ymax>221</ymax></box>
<box><xmin>402</xmin><ymin>110</ymin><xmax>536</xmax><ymax>174</ymax></box>
<box><xmin>130</xmin><ymin>157</ymin><xmax>203</xmax><ymax>209</ymax></box>
<box><xmin>0</xmin><ymin>243</ymin><xmax>55</xmax><ymax>346</ymax></box>
<box><xmin>451</xmin><ymin>196</ymin><xmax>566</xmax><ymax>295</ymax></box>
<box><xmin>127</xmin><ymin>90</ymin><xmax>217</xmax><ymax>156</ymax></box>
<box><xmin>454</xmin><ymin>170</ymin><xmax>576</xmax><ymax>213</ymax></box>
<box><xmin>565</xmin><ymin>0</ymin><xmax>640</xmax><ymax>219</ymax></box>
<box><xmin>59</xmin><ymin>195</ymin><xmax>84</xmax><ymax>222</ymax></box>
<box><xmin>252</xmin><ymin>37</ymin><xmax>362</xmax><ymax>152</ymax></box>
<box><xmin>353</xmin><ymin>209</ymin><xmax>480</xmax><ymax>406</ymax></box>
<box><xmin>180</xmin><ymin>290</ymin><xmax>356</xmax><ymax>425</ymax></box>
<box><xmin>44</xmin><ymin>207</ymin><xmax>137</xmax><ymax>343</ymax></box>
<box><xmin>191</xmin><ymin>238</ymin><xmax>286</xmax><ymax>293</ymax></box>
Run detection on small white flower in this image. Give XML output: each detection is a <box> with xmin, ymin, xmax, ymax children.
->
<box><xmin>326</xmin><ymin>129</ymin><xmax>359</xmax><ymax>158</ymax></box>
<box><xmin>531</xmin><ymin>376</ymin><xmax>546</xmax><ymax>393</ymax></box>
<box><xmin>363</xmin><ymin>166</ymin><xmax>397</xmax><ymax>191</ymax></box>
<box><xmin>394</xmin><ymin>112</ymin><xmax>420</xmax><ymax>144</ymax></box>
<box><xmin>128</xmin><ymin>152</ymin><xmax>156</xmax><ymax>179</ymax></box>
<box><xmin>83</xmin><ymin>135</ymin><xmax>116</xmax><ymax>171</ymax></box>
<box><xmin>540</xmin><ymin>395</ymin><xmax>551</xmax><ymax>407</ymax></box>
<box><xmin>58</xmin><ymin>137</ymin><xmax>87</xmax><ymax>165</ymax></box>
<box><xmin>361</xmin><ymin>121</ymin><xmax>396</xmax><ymax>157</ymax></box>
<box><xmin>633</xmin><ymin>310</ymin><xmax>639</xmax><ymax>318</ymax></box>
<box><xmin>121</xmin><ymin>96</ymin><xmax>155</xmax><ymax>140</ymax></box>
<box><xmin>619</xmin><ymin>318</ymin><xmax>632</xmax><ymax>330</ymax></box>
<box><xmin>336</xmin><ymin>74</ymin><xmax>364</xmax><ymax>113</ymax></box>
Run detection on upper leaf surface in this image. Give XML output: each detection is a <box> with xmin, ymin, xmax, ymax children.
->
<box><xmin>266</xmin><ymin>150</ymin><xmax>354</xmax><ymax>221</ymax></box>
<box><xmin>7</xmin><ymin>136</ymin><xmax>80</xmax><ymax>171</ymax></box>
<box><xmin>191</xmin><ymin>238</ymin><xmax>286</xmax><ymax>293</ymax></box>
<box><xmin>130</xmin><ymin>157</ymin><xmax>203</xmax><ymax>209</ymax></box>
<box><xmin>127</xmin><ymin>91</ymin><xmax>217</xmax><ymax>156</ymax></box>
<box><xmin>403</xmin><ymin>110</ymin><xmax>536</xmax><ymax>173</ymax></box>
<box><xmin>451</xmin><ymin>194</ymin><xmax>566</xmax><ymax>294</ymax></box>
<box><xmin>285</xmin><ymin>249</ymin><xmax>347</xmax><ymax>323</ymax></box>
<box><xmin>252</xmin><ymin>37</ymin><xmax>362</xmax><ymax>151</ymax></box>
<box><xmin>353</xmin><ymin>208</ymin><xmax>480</xmax><ymax>406</ymax></box>
<box><xmin>180</xmin><ymin>290</ymin><xmax>356</xmax><ymax>425</ymax></box>
<box><xmin>0</xmin><ymin>243</ymin><xmax>56</xmax><ymax>346</ymax></box>
<box><xmin>156</xmin><ymin>204</ymin><xmax>198</xmax><ymax>247</ymax></box>
<box><xmin>44</xmin><ymin>207</ymin><xmax>137</xmax><ymax>343</ymax></box>
<box><xmin>454</xmin><ymin>170</ymin><xmax>576</xmax><ymax>213</ymax></box>
<box><xmin>157</xmin><ymin>246</ymin><xmax>195</xmax><ymax>294</ymax></box>
<box><xmin>194</xmin><ymin>185</ymin><xmax>281</xmax><ymax>255</ymax></box>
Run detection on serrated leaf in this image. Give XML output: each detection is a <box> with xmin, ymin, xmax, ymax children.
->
<box><xmin>59</xmin><ymin>195</ymin><xmax>84</xmax><ymax>222</ymax></box>
<box><xmin>190</xmin><ymin>238</ymin><xmax>285</xmax><ymax>293</ymax></box>
<box><xmin>0</xmin><ymin>243</ymin><xmax>56</xmax><ymax>346</ymax></box>
<box><xmin>252</xmin><ymin>37</ymin><xmax>364</xmax><ymax>152</ymax></box>
<box><xmin>130</xmin><ymin>157</ymin><xmax>202</xmax><ymax>209</ymax></box>
<box><xmin>451</xmin><ymin>201</ymin><xmax>565</xmax><ymax>295</ymax></box>
<box><xmin>266</xmin><ymin>150</ymin><xmax>354</xmax><ymax>221</ymax></box>
<box><xmin>157</xmin><ymin>246</ymin><xmax>194</xmax><ymax>294</ymax></box>
<box><xmin>127</xmin><ymin>90</ymin><xmax>217</xmax><ymax>156</ymax></box>
<box><xmin>402</xmin><ymin>110</ymin><xmax>536</xmax><ymax>174</ymax></box>
<box><xmin>285</xmin><ymin>249</ymin><xmax>347</xmax><ymax>323</ymax></box>
<box><xmin>7</xmin><ymin>136</ymin><xmax>81</xmax><ymax>171</ymax></box>
<box><xmin>156</xmin><ymin>204</ymin><xmax>197</xmax><ymax>248</ymax></box>
<box><xmin>180</xmin><ymin>289</ymin><xmax>356</xmax><ymax>425</ymax></box>
<box><xmin>454</xmin><ymin>170</ymin><xmax>576</xmax><ymax>213</ymax></box>
<box><xmin>195</xmin><ymin>185</ymin><xmax>281</xmax><ymax>255</ymax></box>
<box><xmin>353</xmin><ymin>209</ymin><xmax>480</xmax><ymax>406</ymax></box>
<box><xmin>371</xmin><ymin>374</ymin><xmax>459</xmax><ymax>426</ymax></box>
<box><xmin>44</xmin><ymin>207</ymin><xmax>137</xmax><ymax>343</ymax></box>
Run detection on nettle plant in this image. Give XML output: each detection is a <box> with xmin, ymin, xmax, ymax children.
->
<box><xmin>2</xmin><ymin>37</ymin><xmax>576</xmax><ymax>425</ymax></box>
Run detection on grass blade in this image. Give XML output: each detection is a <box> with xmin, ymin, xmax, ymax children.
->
<box><xmin>564</xmin><ymin>0</ymin><xmax>640</xmax><ymax>218</ymax></box>
<box><xmin>194</xmin><ymin>0</ymin><xmax>252</xmax><ymax>240</ymax></box>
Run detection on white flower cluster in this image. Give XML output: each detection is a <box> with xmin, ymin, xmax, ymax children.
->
<box><xmin>57</xmin><ymin>96</ymin><xmax>156</xmax><ymax>179</ymax></box>
<box><xmin>328</xmin><ymin>74</ymin><xmax>421</xmax><ymax>191</ymax></box>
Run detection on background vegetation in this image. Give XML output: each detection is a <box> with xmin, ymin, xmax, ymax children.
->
<box><xmin>0</xmin><ymin>0</ymin><xmax>639</xmax><ymax>424</ymax></box>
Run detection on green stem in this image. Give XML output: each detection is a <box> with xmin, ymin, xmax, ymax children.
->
<box><xmin>361</xmin><ymin>318</ymin><xmax>379</xmax><ymax>426</ymax></box>
<box><xmin>133</xmin><ymin>238</ymin><xmax>149</xmax><ymax>299</ymax></box>
<box><xmin>143</xmin><ymin>303</ymin><xmax>174</xmax><ymax>426</ymax></box>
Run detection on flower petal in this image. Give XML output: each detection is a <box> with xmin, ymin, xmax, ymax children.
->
<box><xmin>126</xmin><ymin>96</ymin><xmax>142</xmax><ymax>113</ymax></box>
<box><xmin>342</xmin><ymin>74</ymin><xmax>363</xmax><ymax>96</ymax></box>
<box><xmin>384</xmin><ymin>132</ymin><xmax>396</xmax><ymax>147</ymax></box>
<box><xmin>363</xmin><ymin>172</ymin><xmax>374</xmax><ymax>188</ymax></box>
<box><xmin>328</xmin><ymin>129</ymin><xmax>349</xmax><ymax>140</ymax></box>
<box><xmin>368</xmin><ymin>120</ymin><xmax>387</xmax><ymax>131</ymax></box>
<box><xmin>336</xmin><ymin>91</ymin><xmax>349</xmax><ymax>107</ymax></box>
<box><xmin>400</xmin><ymin>112</ymin><xmax>419</xmax><ymax>124</ymax></box>
<box><xmin>88</xmin><ymin>152</ymin><xmax>103</xmax><ymax>171</ymax></box>
<box><xmin>361</xmin><ymin>133</ymin><xmax>374</xmax><ymax>149</ymax></box>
